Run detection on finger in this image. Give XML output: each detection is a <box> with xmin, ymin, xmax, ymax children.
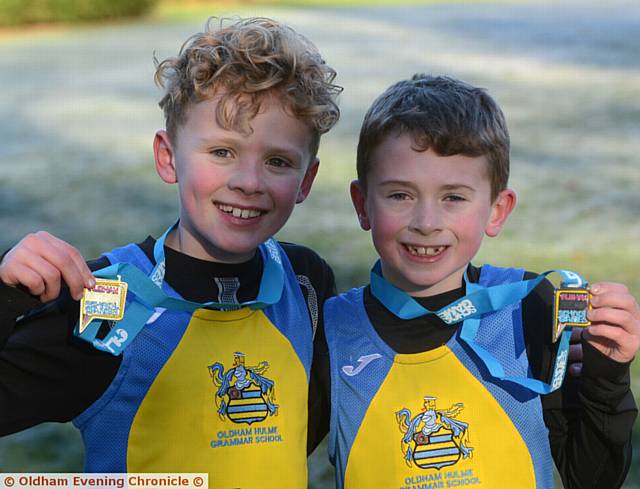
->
<box><xmin>11</xmin><ymin>234</ymin><xmax>72</xmax><ymax>301</ymax></box>
<box><xmin>590</xmin><ymin>290</ymin><xmax>639</xmax><ymax>315</ymax></box>
<box><xmin>590</xmin><ymin>282</ymin><xmax>629</xmax><ymax>297</ymax></box>
<box><xmin>0</xmin><ymin>240</ymin><xmax>36</xmax><ymax>285</ymax></box>
<box><xmin>2</xmin><ymin>262</ymin><xmax>46</xmax><ymax>297</ymax></box>
<box><xmin>584</xmin><ymin>323</ymin><xmax>631</xmax><ymax>346</ymax></box>
<box><xmin>569</xmin><ymin>343</ymin><xmax>583</xmax><ymax>362</ymax></box>
<box><xmin>49</xmin><ymin>250</ymin><xmax>94</xmax><ymax>301</ymax></box>
<box><xmin>570</xmin><ymin>328</ymin><xmax>583</xmax><ymax>344</ymax></box>
<box><xmin>583</xmin><ymin>323</ymin><xmax>640</xmax><ymax>364</ymax></box>
<box><xmin>0</xmin><ymin>244</ymin><xmax>57</xmax><ymax>298</ymax></box>
<box><xmin>568</xmin><ymin>362</ymin><xmax>582</xmax><ymax>377</ymax></box>
<box><xmin>31</xmin><ymin>232</ymin><xmax>90</xmax><ymax>301</ymax></box>
<box><xmin>3</xmin><ymin>255</ymin><xmax>63</xmax><ymax>303</ymax></box>
<box><xmin>44</xmin><ymin>233</ymin><xmax>95</xmax><ymax>290</ymax></box>
<box><xmin>28</xmin><ymin>254</ymin><xmax>64</xmax><ymax>302</ymax></box>
<box><xmin>587</xmin><ymin>307</ymin><xmax>635</xmax><ymax>331</ymax></box>
<box><xmin>1</xmin><ymin>233</ymin><xmax>90</xmax><ymax>302</ymax></box>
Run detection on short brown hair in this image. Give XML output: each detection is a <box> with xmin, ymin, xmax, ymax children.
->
<box><xmin>154</xmin><ymin>17</ymin><xmax>342</xmax><ymax>156</ymax></box>
<box><xmin>356</xmin><ymin>74</ymin><xmax>509</xmax><ymax>200</ymax></box>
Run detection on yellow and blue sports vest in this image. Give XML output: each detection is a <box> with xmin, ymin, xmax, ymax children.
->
<box><xmin>73</xmin><ymin>242</ymin><xmax>312</xmax><ymax>489</ymax></box>
<box><xmin>324</xmin><ymin>265</ymin><xmax>554</xmax><ymax>489</ymax></box>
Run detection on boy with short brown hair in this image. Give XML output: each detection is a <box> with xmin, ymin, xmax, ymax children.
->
<box><xmin>323</xmin><ymin>74</ymin><xmax>639</xmax><ymax>489</ymax></box>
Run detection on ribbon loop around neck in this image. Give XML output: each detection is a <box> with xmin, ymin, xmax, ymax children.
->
<box><xmin>369</xmin><ymin>260</ymin><xmax>587</xmax><ymax>393</ymax></box>
<box><xmin>75</xmin><ymin>221</ymin><xmax>285</xmax><ymax>355</ymax></box>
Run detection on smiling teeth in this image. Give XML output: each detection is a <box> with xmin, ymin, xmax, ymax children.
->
<box><xmin>407</xmin><ymin>245</ymin><xmax>445</xmax><ymax>256</ymax></box>
<box><xmin>218</xmin><ymin>204</ymin><xmax>262</xmax><ymax>219</ymax></box>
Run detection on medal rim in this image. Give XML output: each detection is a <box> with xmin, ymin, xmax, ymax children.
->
<box><xmin>79</xmin><ymin>278</ymin><xmax>128</xmax><ymax>333</ymax></box>
<box><xmin>552</xmin><ymin>287</ymin><xmax>591</xmax><ymax>342</ymax></box>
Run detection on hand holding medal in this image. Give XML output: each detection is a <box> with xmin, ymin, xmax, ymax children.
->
<box><xmin>0</xmin><ymin>231</ymin><xmax>95</xmax><ymax>302</ymax></box>
<box><xmin>582</xmin><ymin>282</ymin><xmax>640</xmax><ymax>364</ymax></box>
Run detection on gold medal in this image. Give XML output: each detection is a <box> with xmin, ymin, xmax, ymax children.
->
<box><xmin>79</xmin><ymin>277</ymin><xmax>128</xmax><ymax>333</ymax></box>
<box><xmin>552</xmin><ymin>288</ymin><xmax>591</xmax><ymax>342</ymax></box>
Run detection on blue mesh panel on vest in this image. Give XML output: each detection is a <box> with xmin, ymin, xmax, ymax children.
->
<box><xmin>263</xmin><ymin>245</ymin><xmax>313</xmax><ymax>381</ymax></box>
<box><xmin>324</xmin><ymin>288</ymin><xmax>395</xmax><ymax>489</ymax></box>
<box><xmin>449</xmin><ymin>265</ymin><xmax>554</xmax><ymax>488</ymax></box>
<box><xmin>73</xmin><ymin>241</ymin><xmax>313</xmax><ymax>472</ymax></box>
<box><xmin>73</xmin><ymin>243</ymin><xmax>191</xmax><ymax>471</ymax></box>
<box><xmin>477</xmin><ymin>265</ymin><xmax>529</xmax><ymax>376</ymax></box>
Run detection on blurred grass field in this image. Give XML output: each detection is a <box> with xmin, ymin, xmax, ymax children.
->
<box><xmin>0</xmin><ymin>1</ymin><xmax>639</xmax><ymax>487</ymax></box>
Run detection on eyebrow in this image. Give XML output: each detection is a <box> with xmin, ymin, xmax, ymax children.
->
<box><xmin>198</xmin><ymin>135</ymin><xmax>239</xmax><ymax>147</ymax></box>
<box><xmin>378</xmin><ymin>181</ymin><xmax>476</xmax><ymax>192</ymax></box>
<box><xmin>266</xmin><ymin>145</ymin><xmax>305</xmax><ymax>161</ymax></box>
<box><xmin>378</xmin><ymin>179</ymin><xmax>416</xmax><ymax>188</ymax></box>
<box><xmin>440</xmin><ymin>184</ymin><xmax>476</xmax><ymax>192</ymax></box>
<box><xmin>199</xmin><ymin>137</ymin><xmax>305</xmax><ymax>161</ymax></box>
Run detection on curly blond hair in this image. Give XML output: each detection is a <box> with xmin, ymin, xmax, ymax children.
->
<box><xmin>155</xmin><ymin>17</ymin><xmax>342</xmax><ymax>155</ymax></box>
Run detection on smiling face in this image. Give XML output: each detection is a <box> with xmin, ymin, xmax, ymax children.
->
<box><xmin>351</xmin><ymin>133</ymin><xmax>515</xmax><ymax>297</ymax></box>
<box><xmin>154</xmin><ymin>94</ymin><xmax>318</xmax><ymax>263</ymax></box>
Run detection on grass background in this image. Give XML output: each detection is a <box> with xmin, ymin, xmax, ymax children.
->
<box><xmin>0</xmin><ymin>1</ymin><xmax>638</xmax><ymax>487</ymax></box>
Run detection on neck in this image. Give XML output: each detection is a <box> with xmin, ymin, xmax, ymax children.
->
<box><xmin>164</xmin><ymin>225</ymin><xmax>256</xmax><ymax>264</ymax></box>
<box><xmin>380</xmin><ymin>263</ymin><xmax>467</xmax><ymax>298</ymax></box>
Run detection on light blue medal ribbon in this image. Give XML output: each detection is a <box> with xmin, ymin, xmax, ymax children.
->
<box><xmin>75</xmin><ymin>221</ymin><xmax>285</xmax><ymax>355</ymax></box>
<box><xmin>370</xmin><ymin>261</ymin><xmax>586</xmax><ymax>393</ymax></box>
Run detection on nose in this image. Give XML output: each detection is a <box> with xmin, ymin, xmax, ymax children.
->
<box><xmin>408</xmin><ymin>199</ymin><xmax>443</xmax><ymax>235</ymax></box>
<box><xmin>227</xmin><ymin>160</ymin><xmax>264</xmax><ymax>195</ymax></box>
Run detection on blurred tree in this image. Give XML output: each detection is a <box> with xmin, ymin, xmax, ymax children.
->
<box><xmin>0</xmin><ymin>0</ymin><xmax>158</xmax><ymax>26</ymax></box>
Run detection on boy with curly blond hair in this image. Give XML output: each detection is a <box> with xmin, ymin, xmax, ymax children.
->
<box><xmin>0</xmin><ymin>17</ymin><xmax>341</xmax><ymax>487</ymax></box>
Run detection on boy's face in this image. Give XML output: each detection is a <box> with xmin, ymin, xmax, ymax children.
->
<box><xmin>154</xmin><ymin>95</ymin><xmax>318</xmax><ymax>263</ymax></box>
<box><xmin>351</xmin><ymin>133</ymin><xmax>515</xmax><ymax>297</ymax></box>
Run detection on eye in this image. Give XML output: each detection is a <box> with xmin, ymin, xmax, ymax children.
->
<box><xmin>266</xmin><ymin>156</ymin><xmax>292</xmax><ymax>168</ymax></box>
<box><xmin>211</xmin><ymin>148</ymin><xmax>232</xmax><ymax>158</ymax></box>
<box><xmin>389</xmin><ymin>192</ymin><xmax>411</xmax><ymax>201</ymax></box>
<box><xmin>444</xmin><ymin>194</ymin><xmax>466</xmax><ymax>202</ymax></box>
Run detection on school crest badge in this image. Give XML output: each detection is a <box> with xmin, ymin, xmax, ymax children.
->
<box><xmin>396</xmin><ymin>396</ymin><xmax>473</xmax><ymax>470</ymax></box>
<box><xmin>208</xmin><ymin>352</ymin><xmax>278</xmax><ymax>425</ymax></box>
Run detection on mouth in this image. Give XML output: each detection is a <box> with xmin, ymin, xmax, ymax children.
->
<box><xmin>404</xmin><ymin>244</ymin><xmax>448</xmax><ymax>258</ymax></box>
<box><xmin>216</xmin><ymin>203</ymin><xmax>266</xmax><ymax>220</ymax></box>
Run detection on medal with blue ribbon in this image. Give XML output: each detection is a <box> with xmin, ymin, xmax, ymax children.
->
<box><xmin>75</xmin><ymin>221</ymin><xmax>285</xmax><ymax>355</ymax></box>
<box><xmin>370</xmin><ymin>261</ymin><xmax>590</xmax><ymax>393</ymax></box>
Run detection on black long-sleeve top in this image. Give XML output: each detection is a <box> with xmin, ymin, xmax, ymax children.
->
<box><xmin>0</xmin><ymin>241</ymin><xmax>636</xmax><ymax>488</ymax></box>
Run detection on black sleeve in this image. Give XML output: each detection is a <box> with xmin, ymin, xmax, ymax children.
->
<box><xmin>305</xmin><ymin>257</ymin><xmax>335</xmax><ymax>455</ymax></box>
<box><xmin>545</xmin><ymin>342</ymin><xmax>636</xmax><ymax>489</ymax></box>
<box><xmin>280</xmin><ymin>242</ymin><xmax>336</xmax><ymax>337</ymax></box>
<box><xmin>0</xmin><ymin>284</ymin><xmax>41</xmax><ymax>350</ymax></box>
<box><xmin>0</xmin><ymin>257</ymin><xmax>121</xmax><ymax>436</ymax></box>
<box><xmin>522</xmin><ymin>273</ymin><xmax>637</xmax><ymax>489</ymax></box>
<box><xmin>308</xmin><ymin>320</ymin><xmax>331</xmax><ymax>455</ymax></box>
<box><xmin>278</xmin><ymin>242</ymin><xmax>336</xmax><ymax>456</ymax></box>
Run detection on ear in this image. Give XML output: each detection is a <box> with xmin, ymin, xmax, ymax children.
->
<box><xmin>296</xmin><ymin>157</ymin><xmax>320</xmax><ymax>204</ymax></box>
<box><xmin>154</xmin><ymin>130</ymin><xmax>178</xmax><ymax>184</ymax></box>
<box><xmin>485</xmin><ymin>189</ymin><xmax>517</xmax><ymax>237</ymax></box>
<box><xmin>350</xmin><ymin>180</ymin><xmax>371</xmax><ymax>231</ymax></box>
